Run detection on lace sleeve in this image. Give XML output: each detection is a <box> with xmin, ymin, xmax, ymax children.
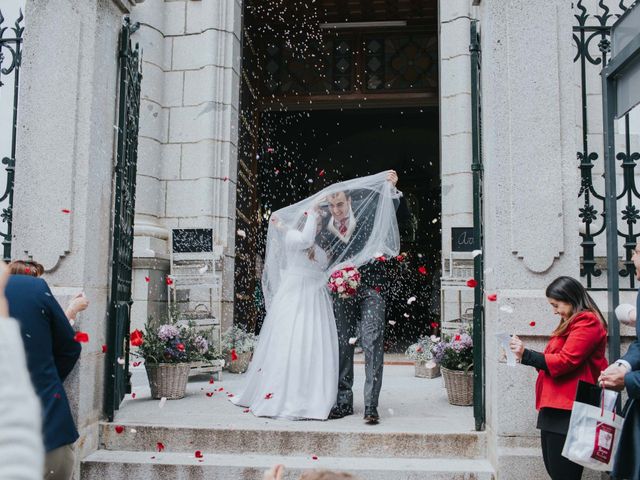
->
<box><xmin>285</xmin><ymin>211</ymin><xmax>317</xmax><ymax>250</ymax></box>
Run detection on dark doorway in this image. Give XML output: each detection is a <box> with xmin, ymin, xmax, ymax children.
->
<box><xmin>249</xmin><ymin>107</ymin><xmax>440</xmax><ymax>351</ymax></box>
<box><xmin>234</xmin><ymin>0</ymin><xmax>440</xmax><ymax>351</ymax></box>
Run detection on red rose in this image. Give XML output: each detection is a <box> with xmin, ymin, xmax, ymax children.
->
<box><xmin>231</xmin><ymin>349</ymin><xmax>239</xmax><ymax>361</ymax></box>
<box><xmin>165</xmin><ymin>276</ymin><xmax>173</xmax><ymax>286</ymax></box>
<box><xmin>375</xmin><ymin>255</ymin><xmax>386</xmax><ymax>262</ymax></box>
<box><xmin>418</xmin><ymin>266</ymin><xmax>427</xmax><ymax>275</ymax></box>
<box><xmin>130</xmin><ymin>329</ymin><xmax>144</xmax><ymax>347</ymax></box>
<box><xmin>396</xmin><ymin>254</ymin><xmax>405</xmax><ymax>262</ymax></box>
<box><xmin>176</xmin><ymin>343</ymin><xmax>185</xmax><ymax>352</ymax></box>
<box><xmin>430</xmin><ymin>322</ymin><xmax>439</xmax><ymax>329</ymax></box>
<box><xmin>115</xmin><ymin>425</ymin><xmax>125</xmax><ymax>434</ymax></box>
<box><xmin>454</xmin><ymin>334</ymin><xmax>461</xmax><ymax>341</ymax></box>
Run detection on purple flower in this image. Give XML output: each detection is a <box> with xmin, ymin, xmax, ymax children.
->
<box><xmin>194</xmin><ymin>335</ymin><xmax>209</xmax><ymax>354</ymax></box>
<box><xmin>158</xmin><ymin>324</ymin><xmax>179</xmax><ymax>341</ymax></box>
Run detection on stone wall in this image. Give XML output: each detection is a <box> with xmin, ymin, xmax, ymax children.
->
<box><xmin>14</xmin><ymin>0</ymin><xmax>138</xmax><ymax>477</ymax></box>
<box><xmin>130</xmin><ymin>0</ymin><xmax>242</xmax><ymax>333</ymax></box>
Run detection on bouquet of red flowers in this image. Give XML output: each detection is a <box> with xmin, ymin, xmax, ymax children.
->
<box><xmin>328</xmin><ymin>265</ymin><xmax>361</xmax><ymax>298</ymax></box>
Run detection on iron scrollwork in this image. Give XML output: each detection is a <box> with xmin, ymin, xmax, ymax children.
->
<box><xmin>574</xmin><ymin>0</ymin><xmax>640</xmax><ymax>290</ymax></box>
<box><xmin>0</xmin><ymin>9</ymin><xmax>24</xmax><ymax>261</ymax></box>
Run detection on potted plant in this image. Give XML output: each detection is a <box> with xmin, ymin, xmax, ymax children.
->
<box><xmin>132</xmin><ymin>316</ymin><xmax>215</xmax><ymax>399</ymax></box>
<box><xmin>432</xmin><ymin>331</ymin><xmax>474</xmax><ymax>406</ymax></box>
<box><xmin>405</xmin><ymin>335</ymin><xmax>440</xmax><ymax>378</ymax></box>
<box><xmin>222</xmin><ymin>324</ymin><xmax>257</xmax><ymax>374</ymax></box>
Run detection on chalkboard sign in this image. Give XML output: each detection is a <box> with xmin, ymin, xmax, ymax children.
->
<box><xmin>172</xmin><ymin>229</ymin><xmax>213</xmax><ymax>253</ymax></box>
<box><xmin>451</xmin><ymin>227</ymin><xmax>475</xmax><ymax>252</ymax></box>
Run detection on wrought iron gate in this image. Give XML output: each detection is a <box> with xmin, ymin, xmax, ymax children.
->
<box><xmin>575</xmin><ymin>0</ymin><xmax>640</xmax><ymax>291</ymax></box>
<box><xmin>0</xmin><ymin>9</ymin><xmax>24</xmax><ymax>261</ymax></box>
<box><xmin>105</xmin><ymin>18</ymin><xmax>142</xmax><ymax>421</ymax></box>
<box><xmin>470</xmin><ymin>19</ymin><xmax>485</xmax><ymax>432</ymax></box>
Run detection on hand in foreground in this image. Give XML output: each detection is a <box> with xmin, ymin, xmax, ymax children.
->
<box><xmin>263</xmin><ymin>464</ymin><xmax>284</xmax><ymax>480</ymax></box>
<box><xmin>66</xmin><ymin>292</ymin><xmax>89</xmax><ymax>320</ymax></box>
<box><xmin>598</xmin><ymin>365</ymin><xmax>627</xmax><ymax>391</ymax></box>
<box><xmin>386</xmin><ymin>170</ymin><xmax>398</xmax><ymax>186</ymax></box>
<box><xmin>509</xmin><ymin>335</ymin><xmax>525</xmax><ymax>361</ymax></box>
<box><xmin>0</xmin><ymin>261</ymin><xmax>8</xmax><ymax>317</ymax></box>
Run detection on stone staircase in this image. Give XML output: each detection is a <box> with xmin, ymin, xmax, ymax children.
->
<box><xmin>81</xmin><ymin>422</ymin><xmax>495</xmax><ymax>479</ymax></box>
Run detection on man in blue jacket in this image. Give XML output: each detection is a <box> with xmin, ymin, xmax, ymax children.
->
<box><xmin>6</xmin><ymin>274</ymin><xmax>81</xmax><ymax>480</ymax></box>
<box><xmin>600</xmin><ymin>242</ymin><xmax>640</xmax><ymax>480</ymax></box>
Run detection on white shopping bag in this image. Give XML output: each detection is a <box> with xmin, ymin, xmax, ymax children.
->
<box><xmin>562</xmin><ymin>384</ymin><xmax>624</xmax><ymax>471</ymax></box>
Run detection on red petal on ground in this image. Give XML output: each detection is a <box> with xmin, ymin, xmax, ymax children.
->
<box><xmin>487</xmin><ymin>294</ymin><xmax>497</xmax><ymax>302</ymax></box>
<box><xmin>529</xmin><ymin>321</ymin><xmax>536</xmax><ymax>327</ymax></box>
<box><xmin>466</xmin><ymin>278</ymin><xmax>478</xmax><ymax>288</ymax></box>
<box><xmin>223</xmin><ymin>176</ymin><xmax>229</xmax><ymax>182</ymax></box>
<box><xmin>102</xmin><ymin>345</ymin><xmax>108</xmax><ymax>353</ymax></box>
<box><xmin>195</xmin><ymin>450</ymin><xmax>203</xmax><ymax>458</ymax></box>
<box><xmin>312</xmin><ymin>455</ymin><xmax>318</xmax><ymax>460</ymax></box>
<box><xmin>209</xmin><ymin>377</ymin><xmax>214</xmax><ymax>384</ymax></box>
<box><xmin>156</xmin><ymin>442</ymin><xmax>165</xmax><ymax>452</ymax></box>
<box><xmin>218</xmin><ymin>387</ymin><xmax>224</xmax><ymax>392</ymax></box>
<box><xmin>144</xmin><ymin>276</ymin><xmax>150</xmax><ymax>283</ymax></box>
<box><xmin>264</xmin><ymin>393</ymin><xmax>273</xmax><ymax>399</ymax></box>
<box><xmin>243</xmin><ymin>409</ymin><xmax>250</xmax><ymax>413</ymax></box>
<box><xmin>74</xmin><ymin>332</ymin><xmax>89</xmax><ymax>343</ymax></box>
<box><xmin>131</xmin><ymin>393</ymin><xmax>136</xmax><ymax>399</ymax></box>
<box><xmin>132</xmin><ymin>361</ymin><xmax>142</xmax><ymax>367</ymax></box>
<box><xmin>61</xmin><ymin>209</ymin><xmax>71</xmax><ymax>214</ymax></box>
<box><xmin>115</xmin><ymin>425</ymin><xmax>125</xmax><ymax>434</ymax></box>
<box><xmin>206</xmin><ymin>392</ymin><xmax>214</xmax><ymax>397</ymax></box>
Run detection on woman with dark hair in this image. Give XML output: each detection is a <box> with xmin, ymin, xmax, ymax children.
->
<box><xmin>509</xmin><ymin>276</ymin><xmax>608</xmax><ymax>480</ymax></box>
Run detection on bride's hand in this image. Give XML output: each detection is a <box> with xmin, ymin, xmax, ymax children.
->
<box><xmin>386</xmin><ymin>170</ymin><xmax>398</xmax><ymax>186</ymax></box>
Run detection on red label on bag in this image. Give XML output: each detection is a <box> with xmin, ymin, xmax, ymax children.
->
<box><xmin>591</xmin><ymin>422</ymin><xmax>615</xmax><ymax>464</ymax></box>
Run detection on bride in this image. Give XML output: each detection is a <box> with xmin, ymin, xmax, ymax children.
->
<box><xmin>231</xmin><ymin>172</ymin><xmax>401</xmax><ymax>420</ymax></box>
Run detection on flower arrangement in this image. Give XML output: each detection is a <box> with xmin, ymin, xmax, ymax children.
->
<box><xmin>221</xmin><ymin>324</ymin><xmax>257</xmax><ymax>356</ymax></box>
<box><xmin>405</xmin><ymin>335</ymin><xmax>438</xmax><ymax>363</ymax></box>
<box><xmin>132</xmin><ymin>314</ymin><xmax>222</xmax><ymax>365</ymax></box>
<box><xmin>327</xmin><ymin>265</ymin><xmax>361</xmax><ymax>298</ymax></box>
<box><xmin>432</xmin><ymin>331</ymin><xmax>473</xmax><ymax>371</ymax></box>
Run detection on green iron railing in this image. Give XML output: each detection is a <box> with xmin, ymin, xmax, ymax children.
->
<box><xmin>105</xmin><ymin>17</ymin><xmax>142</xmax><ymax>422</ymax></box>
<box><xmin>470</xmin><ymin>19</ymin><xmax>485</xmax><ymax>432</ymax></box>
<box><xmin>0</xmin><ymin>9</ymin><xmax>24</xmax><ymax>262</ymax></box>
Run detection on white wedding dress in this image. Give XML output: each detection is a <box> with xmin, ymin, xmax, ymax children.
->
<box><xmin>231</xmin><ymin>212</ymin><xmax>338</xmax><ymax>420</ymax></box>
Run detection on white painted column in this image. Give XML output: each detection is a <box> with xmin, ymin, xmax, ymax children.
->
<box><xmin>131</xmin><ymin>0</ymin><xmax>242</xmax><ymax>329</ymax></box>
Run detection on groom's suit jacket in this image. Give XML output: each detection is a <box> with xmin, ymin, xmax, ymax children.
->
<box><xmin>318</xmin><ymin>192</ymin><xmax>409</xmax><ymax>291</ymax></box>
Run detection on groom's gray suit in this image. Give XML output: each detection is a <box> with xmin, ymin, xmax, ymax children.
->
<box><xmin>318</xmin><ymin>195</ymin><xmax>391</xmax><ymax>412</ymax></box>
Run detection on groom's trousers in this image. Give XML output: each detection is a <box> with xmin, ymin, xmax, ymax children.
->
<box><xmin>334</xmin><ymin>287</ymin><xmax>385</xmax><ymax>409</ymax></box>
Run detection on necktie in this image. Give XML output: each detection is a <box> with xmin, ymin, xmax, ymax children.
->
<box><xmin>338</xmin><ymin>219</ymin><xmax>348</xmax><ymax>236</ymax></box>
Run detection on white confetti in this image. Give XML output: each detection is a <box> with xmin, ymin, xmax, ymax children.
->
<box><xmin>198</xmin><ymin>264</ymin><xmax>208</xmax><ymax>274</ymax></box>
<box><xmin>472</xmin><ymin>249</ymin><xmax>482</xmax><ymax>258</ymax></box>
<box><xmin>237</xmin><ymin>229</ymin><xmax>246</xmax><ymax>238</ymax></box>
<box><xmin>403</xmin><ymin>313</ymin><xmax>410</xmax><ymax>318</ymax></box>
<box><xmin>407</xmin><ymin>296</ymin><xmax>416</xmax><ymax>304</ymax></box>
<box><xmin>117</xmin><ymin>357</ymin><xmax>125</xmax><ymax>365</ymax></box>
<box><xmin>130</xmin><ymin>428</ymin><xmax>137</xmax><ymax>433</ymax></box>
<box><xmin>500</xmin><ymin>305</ymin><xmax>514</xmax><ymax>314</ymax></box>
<box><xmin>159</xmin><ymin>397</ymin><xmax>167</xmax><ymax>409</ymax></box>
<box><xmin>388</xmin><ymin>408</ymin><xmax>395</xmax><ymax>415</ymax></box>
<box><xmin>431</xmin><ymin>218</ymin><xmax>438</xmax><ymax>224</ymax></box>
<box><xmin>388</xmin><ymin>320</ymin><xmax>396</xmax><ymax>325</ymax></box>
<box><xmin>348</xmin><ymin>337</ymin><xmax>358</xmax><ymax>345</ymax></box>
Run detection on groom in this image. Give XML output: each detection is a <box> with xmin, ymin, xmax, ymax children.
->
<box><xmin>320</xmin><ymin>170</ymin><xmax>400</xmax><ymax>424</ymax></box>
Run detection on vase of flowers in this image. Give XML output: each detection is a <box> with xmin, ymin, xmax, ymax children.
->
<box><xmin>132</xmin><ymin>317</ymin><xmax>218</xmax><ymax>399</ymax></box>
<box><xmin>432</xmin><ymin>331</ymin><xmax>474</xmax><ymax>406</ymax></box>
<box><xmin>222</xmin><ymin>324</ymin><xmax>257</xmax><ymax>374</ymax></box>
<box><xmin>405</xmin><ymin>335</ymin><xmax>440</xmax><ymax>378</ymax></box>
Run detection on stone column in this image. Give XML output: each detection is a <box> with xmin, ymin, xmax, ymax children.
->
<box><xmin>478</xmin><ymin>1</ymin><xmax>585</xmax><ymax>478</ymax></box>
<box><xmin>131</xmin><ymin>0</ymin><xmax>242</xmax><ymax>331</ymax></box>
<box><xmin>13</xmin><ymin>0</ymin><xmax>139</xmax><ymax>476</ymax></box>
<box><xmin>439</xmin><ymin>0</ymin><xmax>475</xmax><ymax>325</ymax></box>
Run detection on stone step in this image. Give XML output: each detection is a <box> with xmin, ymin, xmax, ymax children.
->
<box><xmin>99</xmin><ymin>422</ymin><xmax>486</xmax><ymax>459</ymax></box>
<box><xmin>81</xmin><ymin>450</ymin><xmax>496</xmax><ymax>480</ymax></box>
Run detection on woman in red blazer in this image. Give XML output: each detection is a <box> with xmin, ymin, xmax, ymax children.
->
<box><xmin>510</xmin><ymin>276</ymin><xmax>608</xmax><ymax>480</ymax></box>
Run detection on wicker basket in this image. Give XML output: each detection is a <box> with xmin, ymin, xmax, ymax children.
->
<box><xmin>441</xmin><ymin>366</ymin><xmax>473</xmax><ymax>406</ymax></box>
<box><xmin>227</xmin><ymin>351</ymin><xmax>252</xmax><ymax>374</ymax></box>
<box><xmin>145</xmin><ymin>363</ymin><xmax>191</xmax><ymax>399</ymax></box>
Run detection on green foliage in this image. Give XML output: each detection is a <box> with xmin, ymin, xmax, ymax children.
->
<box><xmin>221</xmin><ymin>324</ymin><xmax>257</xmax><ymax>355</ymax></box>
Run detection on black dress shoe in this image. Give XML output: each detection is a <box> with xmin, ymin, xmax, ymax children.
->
<box><xmin>328</xmin><ymin>404</ymin><xmax>353</xmax><ymax>419</ymax></box>
<box><xmin>364</xmin><ymin>406</ymin><xmax>379</xmax><ymax>424</ymax></box>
